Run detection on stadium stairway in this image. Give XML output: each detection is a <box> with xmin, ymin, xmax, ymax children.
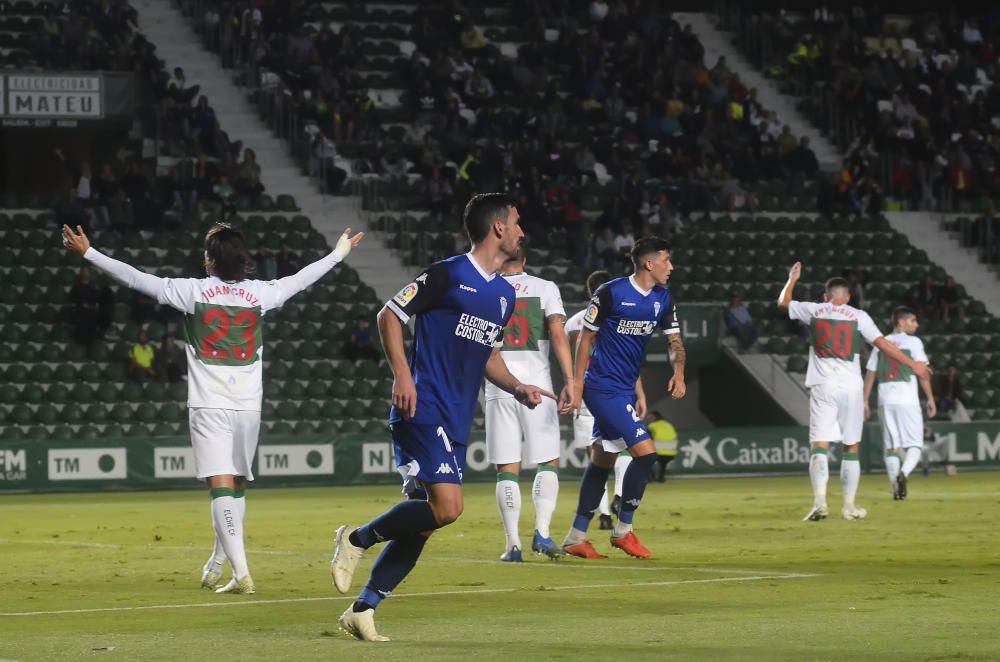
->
<box><xmin>721</xmin><ymin>342</ymin><xmax>809</xmax><ymax>425</ymax></box>
<box><xmin>676</xmin><ymin>12</ymin><xmax>842</xmax><ymax>173</ymax></box>
<box><xmin>133</xmin><ymin>0</ymin><xmax>408</xmax><ymax>301</ymax></box>
<box><xmin>886</xmin><ymin>212</ymin><xmax>1000</xmax><ymax>318</ymax></box>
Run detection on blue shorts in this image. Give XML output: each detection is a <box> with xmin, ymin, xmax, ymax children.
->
<box><xmin>583</xmin><ymin>389</ymin><xmax>650</xmax><ymax>453</ymax></box>
<box><xmin>391</xmin><ymin>422</ymin><xmax>465</xmax><ymax>494</ymax></box>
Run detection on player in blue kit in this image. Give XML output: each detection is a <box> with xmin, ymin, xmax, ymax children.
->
<box><xmin>562</xmin><ymin>237</ymin><xmax>687</xmax><ymax>559</ymax></box>
<box><xmin>329</xmin><ymin>193</ymin><xmax>555</xmax><ymax>641</ymax></box>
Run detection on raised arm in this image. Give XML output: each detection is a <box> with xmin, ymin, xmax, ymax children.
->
<box><xmin>267</xmin><ymin>230</ymin><xmax>363</xmax><ymax>310</ymax></box>
<box><xmin>777</xmin><ymin>261</ymin><xmax>802</xmax><ymax>310</ymax></box>
<box><xmin>547</xmin><ymin>312</ymin><xmax>575</xmax><ymax>414</ymax></box>
<box><xmin>378</xmin><ymin>305</ymin><xmax>416</xmax><ymax>419</ymax></box>
<box><xmin>64</xmin><ymin>224</ymin><xmax>164</xmax><ymax>300</ymax></box>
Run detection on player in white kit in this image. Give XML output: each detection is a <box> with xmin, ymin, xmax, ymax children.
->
<box><xmin>778</xmin><ymin>263</ymin><xmax>931</xmax><ymax>521</ymax></box>
<box><xmin>564</xmin><ymin>270</ymin><xmax>644</xmax><ymax>531</ymax></box>
<box><xmin>63</xmin><ymin>222</ymin><xmax>363</xmax><ymax>593</ymax></box>
<box><xmin>863</xmin><ymin>306</ymin><xmax>935</xmax><ymax>500</ymax></box>
<box><xmin>485</xmin><ymin>248</ymin><xmax>574</xmax><ymax>561</ymax></box>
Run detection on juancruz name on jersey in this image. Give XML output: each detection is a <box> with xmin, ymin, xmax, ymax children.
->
<box><xmin>455</xmin><ymin>313</ymin><xmax>503</xmax><ymax>347</ymax></box>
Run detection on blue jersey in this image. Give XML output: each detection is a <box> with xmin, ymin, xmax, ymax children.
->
<box><xmin>582</xmin><ymin>275</ymin><xmax>680</xmax><ymax>394</ymax></box>
<box><xmin>385</xmin><ymin>253</ymin><xmax>515</xmax><ymax>443</ymax></box>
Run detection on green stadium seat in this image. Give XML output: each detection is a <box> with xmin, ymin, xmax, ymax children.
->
<box><xmin>160</xmin><ymin>403</ymin><xmax>186</xmax><ymax>422</ymax></box>
<box><xmin>339</xmin><ymin>420</ymin><xmax>363</xmax><ymax>434</ymax></box>
<box><xmin>103</xmin><ymin>424</ymin><xmax>126</xmax><ymax>438</ymax></box>
<box><xmin>60</xmin><ymin>404</ymin><xmax>84</xmax><ymax>424</ymax></box>
<box><xmin>282</xmin><ymin>381</ymin><xmax>306</xmax><ymax>400</ymax></box>
<box><xmin>298</xmin><ymin>400</ymin><xmax>321</xmax><ymax>420</ymax></box>
<box><xmin>293</xmin><ymin>421</ymin><xmax>316</xmax><ymax>435</ymax></box>
<box><xmin>109</xmin><ymin>404</ymin><xmax>132</xmax><ymax>423</ymax></box>
<box><xmin>268</xmin><ymin>421</ymin><xmax>294</xmax><ymax>435</ymax></box>
<box><xmin>20</xmin><ymin>384</ymin><xmax>44</xmax><ymax>403</ymax></box>
<box><xmin>275</xmin><ymin>401</ymin><xmax>298</xmax><ymax>420</ymax></box>
<box><xmin>36</xmin><ymin>404</ymin><xmax>58</xmax><ymax>425</ymax></box>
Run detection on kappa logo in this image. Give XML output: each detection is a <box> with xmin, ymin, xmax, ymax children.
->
<box><xmin>625</xmin><ymin>498</ymin><xmax>641</xmax><ymax>507</ymax></box>
<box><xmin>500</xmin><ymin>296</ymin><xmax>508</xmax><ymax>318</ymax></box>
<box><xmin>635</xmin><ymin>428</ymin><xmax>645</xmax><ymax>438</ymax></box>
<box><xmin>621</xmin><ymin>301</ymin><xmax>637</xmax><ymax>306</ymax></box>
<box><xmin>459</xmin><ymin>283</ymin><xmax>478</xmax><ymax>293</ymax></box>
<box><xmin>435</xmin><ymin>463</ymin><xmax>455</xmax><ymax>475</ymax></box>
<box><xmin>415</xmin><ymin>273</ymin><xmax>428</xmax><ymax>284</ymax></box>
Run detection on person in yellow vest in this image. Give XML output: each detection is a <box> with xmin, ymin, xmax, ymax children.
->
<box><xmin>647</xmin><ymin>410</ymin><xmax>677</xmax><ymax>483</ymax></box>
<box><xmin>128</xmin><ymin>329</ymin><xmax>156</xmax><ymax>383</ymax></box>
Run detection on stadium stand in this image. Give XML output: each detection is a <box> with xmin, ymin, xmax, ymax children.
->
<box><xmin>0</xmin><ymin>0</ymin><xmax>387</xmax><ymax>442</ymax></box>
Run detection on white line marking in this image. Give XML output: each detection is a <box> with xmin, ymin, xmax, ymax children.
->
<box><xmin>0</xmin><ymin>539</ymin><xmax>298</xmax><ymax>556</ymax></box>
<box><xmin>0</xmin><ymin>573</ymin><xmax>818</xmax><ymax>618</ymax></box>
<box><xmin>429</xmin><ymin>556</ymin><xmax>797</xmax><ymax>575</ymax></box>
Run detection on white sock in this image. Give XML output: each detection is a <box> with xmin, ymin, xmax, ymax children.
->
<box><xmin>211</xmin><ymin>493</ymin><xmax>249</xmax><ymax>580</ymax></box>
<box><xmin>204</xmin><ymin>528</ymin><xmax>226</xmax><ymax>572</ymax></box>
<box><xmin>495</xmin><ymin>474</ymin><xmax>521</xmax><ymax>550</ymax></box>
<box><xmin>598</xmin><ymin>487</ymin><xmax>611</xmax><ymax>516</ymax></box>
<box><xmin>531</xmin><ymin>468</ymin><xmax>558</xmax><ymax>538</ymax></box>
<box><xmin>613</xmin><ymin>521</ymin><xmax>633</xmax><ymax>538</ymax></box>
<box><xmin>613</xmin><ymin>454</ymin><xmax>632</xmax><ymax>498</ymax></box>
<box><xmin>841</xmin><ymin>456</ymin><xmax>861</xmax><ymax>508</ymax></box>
<box><xmin>563</xmin><ymin>527</ymin><xmax>587</xmax><ymax>547</ymax></box>
<box><xmin>809</xmin><ymin>450</ymin><xmax>829</xmax><ymax>507</ymax></box>
<box><xmin>885</xmin><ymin>452</ymin><xmax>901</xmax><ymax>487</ymax></box>
<box><xmin>901</xmin><ymin>447</ymin><xmax>922</xmax><ymax>477</ymax></box>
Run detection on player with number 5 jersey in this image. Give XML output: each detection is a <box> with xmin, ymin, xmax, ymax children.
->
<box><xmin>484</xmin><ymin>247</ymin><xmax>575</xmax><ymax>563</ymax></box>
<box><xmin>62</xmin><ymin>222</ymin><xmax>364</xmax><ymax>595</ymax></box>
<box><xmin>778</xmin><ymin>263</ymin><xmax>931</xmax><ymax>523</ymax></box>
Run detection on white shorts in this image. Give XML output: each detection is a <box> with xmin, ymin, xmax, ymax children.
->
<box><xmin>879</xmin><ymin>404</ymin><xmax>924</xmax><ymax>450</ymax></box>
<box><xmin>485</xmin><ymin>396</ymin><xmax>561</xmax><ymax>465</ymax></box>
<box><xmin>571</xmin><ymin>409</ymin><xmax>596</xmax><ymax>451</ymax></box>
<box><xmin>189</xmin><ymin>407</ymin><xmax>261</xmax><ymax>480</ymax></box>
<box><xmin>808</xmin><ymin>382</ymin><xmax>864</xmax><ymax>444</ymax></box>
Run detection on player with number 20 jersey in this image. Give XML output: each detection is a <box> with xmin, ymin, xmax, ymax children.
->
<box><xmin>779</xmin><ymin>263</ymin><xmax>931</xmax><ymax>524</ymax></box>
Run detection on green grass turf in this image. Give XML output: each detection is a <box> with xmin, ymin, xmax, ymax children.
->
<box><xmin>1</xmin><ymin>472</ymin><xmax>999</xmax><ymax>661</ymax></box>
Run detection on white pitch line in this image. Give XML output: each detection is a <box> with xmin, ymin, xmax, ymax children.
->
<box><xmin>0</xmin><ymin>539</ymin><xmax>299</xmax><ymax>556</ymax></box>
<box><xmin>0</xmin><ymin>573</ymin><xmax>819</xmax><ymax>618</ymax></box>
<box><xmin>428</xmin><ymin>556</ymin><xmax>798</xmax><ymax>575</ymax></box>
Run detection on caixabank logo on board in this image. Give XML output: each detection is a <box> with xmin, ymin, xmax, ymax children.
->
<box><xmin>47</xmin><ymin>448</ymin><xmax>127</xmax><ymax>480</ymax></box>
<box><xmin>257</xmin><ymin>444</ymin><xmax>334</xmax><ymax>476</ymax></box>
<box><xmin>0</xmin><ymin>448</ymin><xmax>28</xmax><ymax>481</ymax></box>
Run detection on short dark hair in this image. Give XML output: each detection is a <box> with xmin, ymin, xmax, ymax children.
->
<box><xmin>893</xmin><ymin>306</ymin><xmax>917</xmax><ymax>326</ymax></box>
<box><xmin>630</xmin><ymin>236</ymin><xmax>671</xmax><ymax>268</ymax></box>
<box><xmin>825</xmin><ymin>277</ymin><xmax>849</xmax><ymax>294</ymax></box>
<box><xmin>205</xmin><ymin>224</ymin><xmax>252</xmax><ymax>281</ymax></box>
<box><xmin>651</xmin><ymin>410</ymin><xmax>663</xmax><ymax>420</ymax></box>
<box><xmin>586</xmin><ymin>270</ymin><xmax>612</xmax><ymax>297</ymax></box>
<box><xmin>463</xmin><ymin>193</ymin><xmax>516</xmax><ymax>244</ymax></box>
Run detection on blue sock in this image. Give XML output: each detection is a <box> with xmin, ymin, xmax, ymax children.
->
<box><xmin>618</xmin><ymin>453</ymin><xmax>656</xmax><ymax>524</ymax></box>
<box><xmin>571</xmin><ymin>462</ymin><xmax>612</xmax><ymax>532</ymax></box>
<box><xmin>353</xmin><ymin>500</ymin><xmax>440</xmax><ymax>549</ymax></box>
<box><xmin>355</xmin><ymin>534</ymin><xmax>429</xmax><ymax>610</ymax></box>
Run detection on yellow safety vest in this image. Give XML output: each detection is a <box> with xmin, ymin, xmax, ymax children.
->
<box><xmin>648</xmin><ymin>420</ymin><xmax>678</xmax><ymax>456</ymax></box>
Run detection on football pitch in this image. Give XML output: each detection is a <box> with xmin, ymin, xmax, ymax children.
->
<box><xmin>2</xmin><ymin>472</ymin><xmax>998</xmax><ymax>661</ymax></box>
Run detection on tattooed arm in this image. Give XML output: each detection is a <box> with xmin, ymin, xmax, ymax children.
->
<box><xmin>667</xmin><ymin>333</ymin><xmax>687</xmax><ymax>399</ymax></box>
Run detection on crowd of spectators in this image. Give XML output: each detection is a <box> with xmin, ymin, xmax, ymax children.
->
<box><xmin>189</xmin><ymin>0</ymin><xmax>829</xmax><ymax>271</ymax></box>
<box><xmin>741</xmin><ymin>7</ymin><xmax>1000</xmax><ymax>212</ymax></box>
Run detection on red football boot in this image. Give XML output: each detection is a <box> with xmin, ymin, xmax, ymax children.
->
<box><xmin>610</xmin><ymin>532</ymin><xmax>651</xmax><ymax>559</ymax></box>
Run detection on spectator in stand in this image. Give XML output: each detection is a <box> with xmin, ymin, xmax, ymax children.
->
<box><xmin>935</xmin><ymin>364</ymin><xmax>965</xmax><ymax>419</ymax></box>
<box><xmin>845</xmin><ymin>269</ymin><xmax>866</xmax><ymax>310</ymax></box>
<box><xmin>425</xmin><ymin>166</ymin><xmax>454</xmax><ymax>219</ymax></box>
<box><xmin>121</xmin><ymin>161</ymin><xmax>159</xmax><ymax>230</ymax></box>
<box><xmin>937</xmin><ymin>276</ymin><xmax>966</xmax><ymax>321</ymax></box>
<box><xmin>344</xmin><ymin>318</ymin><xmax>381</xmax><ymax>361</ymax></box>
<box><xmin>463</xmin><ymin>69</ymin><xmax>495</xmax><ymax>108</ymax></box>
<box><xmin>254</xmin><ymin>241</ymin><xmax>277</xmax><ymax>281</ymax></box>
<box><xmin>593</xmin><ymin>226</ymin><xmax>617</xmax><ymax>269</ymax></box>
<box><xmin>613</xmin><ymin>221</ymin><xmax>636</xmax><ymax>267</ymax></box>
<box><xmin>155</xmin><ymin>333</ymin><xmax>186</xmax><ymax>383</ymax></box>
<box><xmin>787</xmin><ymin>136</ymin><xmax>819</xmax><ymax>183</ymax></box>
<box><xmin>168</xmin><ymin>67</ymin><xmax>200</xmax><ymax>103</ymax></box>
<box><xmin>130</xmin><ymin>290</ymin><xmax>159</xmax><ymax>327</ymax></box>
<box><xmin>312</xmin><ymin>133</ymin><xmax>347</xmax><ymax>194</ymax></box>
<box><xmin>235</xmin><ymin>148</ymin><xmax>263</xmax><ymax>198</ymax></box>
<box><xmin>724</xmin><ymin>290</ymin><xmax>758</xmax><ymax>351</ymax></box>
<box><xmin>191</xmin><ymin>95</ymin><xmax>219</xmax><ymax>156</ymax></box>
<box><xmin>68</xmin><ymin>266</ymin><xmax>102</xmax><ymax>346</ymax></box>
<box><xmin>908</xmin><ymin>274</ymin><xmax>939</xmax><ymax>318</ymax></box>
<box><xmin>129</xmin><ymin>330</ymin><xmax>156</xmax><ymax>383</ymax></box>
